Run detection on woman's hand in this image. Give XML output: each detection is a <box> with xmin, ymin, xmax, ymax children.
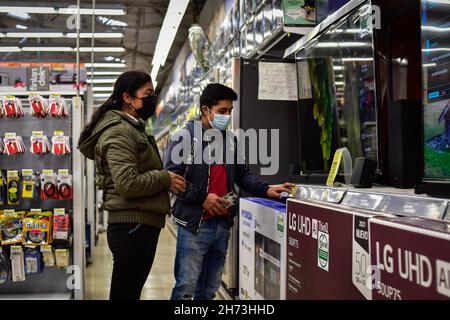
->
<box><xmin>168</xmin><ymin>171</ymin><xmax>186</xmax><ymax>194</ymax></box>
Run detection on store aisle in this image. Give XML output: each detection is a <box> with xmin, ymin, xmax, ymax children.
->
<box><xmin>86</xmin><ymin>225</ymin><xmax>177</xmax><ymax>300</ymax></box>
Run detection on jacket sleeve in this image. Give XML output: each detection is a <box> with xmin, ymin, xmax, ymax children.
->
<box><xmin>164</xmin><ymin>129</ymin><xmax>208</xmax><ymax>205</ymax></box>
<box><xmin>235</xmin><ymin>163</ymin><xmax>270</xmax><ymax>198</ymax></box>
<box><xmin>234</xmin><ymin>137</ymin><xmax>269</xmax><ymax>197</ymax></box>
<box><xmin>101</xmin><ymin>125</ymin><xmax>171</xmax><ymax>199</ymax></box>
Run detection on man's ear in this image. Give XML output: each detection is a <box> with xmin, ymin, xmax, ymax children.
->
<box><xmin>200</xmin><ymin>105</ymin><xmax>209</xmax><ymax>117</ymax></box>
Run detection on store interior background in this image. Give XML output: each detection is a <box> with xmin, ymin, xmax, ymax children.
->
<box><xmin>0</xmin><ymin>0</ymin><xmax>449</xmax><ymax>300</ymax></box>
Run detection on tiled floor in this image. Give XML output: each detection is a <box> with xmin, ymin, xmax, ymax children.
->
<box><xmin>85</xmin><ymin>224</ymin><xmax>177</xmax><ymax>300</ymax></box>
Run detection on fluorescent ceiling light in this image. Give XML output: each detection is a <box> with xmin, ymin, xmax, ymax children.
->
<box><xmin>92</xmin><ymin>87</ymin><xmax>114</xmax><ymax>92</ymax></box>
<box><xmin>93</xmin><ymin>93</ymin><xmax>112</xmax><ymax>98</ymax></box>
<box><xmin>104</xmin><ymin>56</ymin><xmax>115</xmax><ymax>61</ymax></box>
<box><xmin>423</xmin><ymin>63</ymin><xmax>437</xmax><ymax>68</ymax></box>
<box><xmin>150</xmin><ymin>0</ymin><xmax>190</xmax><ymax>85</ymax></box>
<box><xmin>7</xmin><ymin>12</ymin><xmax>30</xmax><ymax>20</ymax></box>
<box><xmin>0</xmin><ymin>46</ymin><xmax>20</xmax><ymax>52</ymax></box>
<box><xmin>13</xmin><ymin>46</ymin><xmax>125</xmax><ymax>52</ymax></box>
<box><xmin>7</xmin><ymin>32</ymin><xmax>64</xmax><ymax>38</ymax></box>
<box><xmin>423</xmin><ymin>48</ymin><xmax>450</xmax><ymax>53</ymax></box>
<box><xmin>4</xmin><ymin>32</ymin><xmax>123</xmax><ymax>39</ymax></box>
<box><xmin>98</xmin><ymin>16</ymin><xmax>127</xmax><ymax>27</ymax></box>
<box><xmin>340</xmin><ymin>58</ymin><xmax>374</xmax><ymax>62</ymax></box>
<box><xmin>86</xmin><ymin>71</ymin><xmax>122</xmax><ymax>76</ymax></box>
<box><xmin>86</xmin><ymin>78</ymin><xmax>117</xmax><ymax>84</ymax></box>
<box><xmin>317</xmin><ymin>42</ymin><xmax>371</xmax><ymax>48</ymax></box>
<box><xmin>16</xmin><ymin>24</ymin><xmax>28</xmax><ymax>30</ymax></box>
<box><xmin>333</xmin><ymin>66</ymin><xmax>344</xmax><ymax>71</ymax></box>
<box><xmin>0</xmin><ymin>6</ymin><xmax>125</xmax><ymax>15</ymax></box>
<box><xmin>422</xmin><ymin>26</ymin><xmax>450</xmax><ymax>33</ymax></box>
<box><xmin>85</xmin><ymin>63</ymin><xmax>126</xmax><ymax>68</ymax></box>
<box><xmin>335</xmin><ymin>81</ymin><xmax>345</xmax><ymax>85</ymax></box>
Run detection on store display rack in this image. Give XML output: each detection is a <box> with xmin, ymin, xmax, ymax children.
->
<box><xmin>0</xmin><ymin>92</ymin><xmax>85</xmax><ymax>300</ymax></box>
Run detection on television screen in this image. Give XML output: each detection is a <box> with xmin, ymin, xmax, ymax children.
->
<box><xmin>296</xmin><ymin>2</ymin><xmax>377</xmax><ymax>172</ymax></box>
<box><xmin>422</xmin><ymin>0</ymin><xmax>450</xmax><ymax>181</ymax></box>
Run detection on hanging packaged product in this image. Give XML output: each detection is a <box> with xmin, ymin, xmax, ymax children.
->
<box><xmin>40</xmin><ymin>245</ymin><xmax>55</xmax><ymax>267</ymax></box>
<box><xmin>28</xmin><ymin>94</ymin><xmax>48</xmax><ymax>118</ymax></box>
<box><xmin>0</xmin><ymin>210</ymin><xmax>24</xmax><ymax>245</ymax></box>
<box><xmin>2</xmin><ymin>96</ymin><xmax>24</xmax><ymax>119</ymax></box>
<box><xmin>3</xmin><ymin>133</ymin><xmax>26</xmax><ymax>155</ymax></box>
<box><xmin>40</xmin><ymin>170</ymin><xmax>58</xmax><ymax>200</ymax></box>
<box><xmin>24</xmin><ymin>247</ymin><xmax>44</xmax><ymax>275</ymax></box>
<box><xmin>0</xmin><ymin>247</ymin><xmax>11</xmax><ymax>284</ymax></box>
<box><xmin>22</xmin><ymin>210</ymin><xmax>52</xmax><ymax>245</ymax></box>
<box><xmin>7</xmin><ymin>171</ymin><xmax>20</xmax><ymax>205</ymax></box>
<box><xmin>48</xmin><ymin>94</ymin><xmax>68</xmax><ymax>118</ymax></box>
<box><xmin>53</xmin><ymin>209</ymin><xmax>70</xmax><ymax>240</ymax></box>
<box><xmin>55</xmin><ymin>249</ymin><xmax>69</xmax><ymax>268</ymax></box>
<box><xmin>10</xmin><ymin>246</ymin><xmax>25</xmax><ymax>282</ymax></box>
<box><xmin>21</xmin><ymin>169</ymin><xmax>37</xmax><ymax>199</ymax></box>
<box><xmin>57</xmin><ymin>170</ymin><xmax>72</xmax><ymax>200</ymax></box>
<box><xmin>0</xmin><ymin>138</ymin><xmax>4</xmax><ymax>154</ymax></box>
<box><xmin>0</xmin><ymin>171</ymin><xmax>6</xmax><ymax>205</ymax></box>
<box><xmin>30</xmin><ymin>131</ymin><xmax>51</xmax><ymax>155</ymax></box>
<box><xmin>22</xmin><ymin>209</ymin><xmax>53</xmax><ymax>246</ymax></box>
<box><xmin>51</xmin><ymin>131</ymin><xmax>71</xmax><ymax>155</ymax></box>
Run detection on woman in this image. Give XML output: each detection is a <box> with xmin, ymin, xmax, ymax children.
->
<box><xmin>78</xmin><ymin>71</ymin><xmax>186</xmax><ymax>300</ymax></box>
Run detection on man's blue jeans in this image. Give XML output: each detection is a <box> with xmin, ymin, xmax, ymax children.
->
<box><xmin>171</xmin><ymin>216</ymin><xmax>230</xmax><ymax>300</ymax></box>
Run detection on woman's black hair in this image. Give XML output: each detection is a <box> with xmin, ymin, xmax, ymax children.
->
<box><xmin>78</xmin><ymin>70</ymin><xmax>152</xmax><ymax>146</ymax></box>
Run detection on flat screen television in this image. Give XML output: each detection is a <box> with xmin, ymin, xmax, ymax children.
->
<box><xmin>422</xmin><ymin>0</ymin><xmax>450</xmax><ymax>181</ymax></box>
<box><xmin>296</xmin><ymin>1</ymin><xmax>378</xmax><ymax>173</ymax></box>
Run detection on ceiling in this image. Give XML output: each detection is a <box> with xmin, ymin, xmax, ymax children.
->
<box><xmin>0</xmin><ymin>0</ymin><xmax>207</xmax><ymax>96</ymax></box>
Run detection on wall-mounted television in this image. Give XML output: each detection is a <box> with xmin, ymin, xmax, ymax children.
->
<box><xmin>296</xmin><ymin>1</ymin><xmax>378</xmax><ymax>173</ymax></box>
<box><xmin>422</xmin><ymin>0</ymin><xmax>450</xmax><ymax>181</ymax></box>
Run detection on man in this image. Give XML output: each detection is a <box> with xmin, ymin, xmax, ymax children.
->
<box><xmin>164</xmin><ymin>83</ymin><xmax>292</xmax><ymax>300</ymax></box>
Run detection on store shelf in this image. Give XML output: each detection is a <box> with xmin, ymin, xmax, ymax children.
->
<box><xmin>0</xmin><ymin>292</ymin><xmax>71</xmax><ymax>300</ymax></box>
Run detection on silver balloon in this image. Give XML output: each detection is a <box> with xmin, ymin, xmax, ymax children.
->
<box><xmin>188</xmin><ymin>24</ymin><xmax>211</xmax><ymax>72</ymax></box>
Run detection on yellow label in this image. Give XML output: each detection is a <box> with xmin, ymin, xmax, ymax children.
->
<box><xmin>30</xmin><ymin>209</ymin><xmax>42</xmax><ymax>214</ymax></box>
<box><xmin>50</xmin><ymin>93</ymin><xmax>61</xmax><ymax>97</ymax></box>
<box><xmin>3</xmin><ymin>209</ymin><xmax>15</xmax><ymax>215</ymax></box>
<box><xmin>326</xmin><ymin>148</ymin><xmax>344</xmax><ymax>187</ymax></box>
<box><xmin>7</xmin><ymin>171</ymin><xmax>19</xmax><ymax>178</ymax></box>
<box><xmin>22</xmin><ymin>169</ymin><xmax>33</xmax><ymax>176</ymax></box>
<box><xmin>54</xmin><ymin>208</ymin><xmax>65</xmax><ymax>215</ymax></box>
<box><xmin>41</xmin><ymin>245</ymin><xmax>52</xmax><ymax>253</ymax></box>
<box><xmin>5</xmin><ymin>132</ymin><xmax>16</xmax><ymax>138</ymax></box>
<box><xmin>11</xmin><ymin>246</ymin><xmax>22</xmax><ymax>254</ymax></box>
<box><xmin>42</xmin><ymin>170</ymin><xmax>54</xmax><ymax>175</ymax></box>
<box><xmin>5</xmin><ymin>95</ymin><xmax>15</xmax><ymax>99</ymax></box>
<box><xmin>54</xmin><ymin>130</ymin><xmax>64</xmax><ymax>136</ymax></box>
<box><xmin>32</xmin><ymin>131</ymin><xmax>44</xmax><ymax>137</ymax></box>
<box><xmin>58</xmin><ymin>169</ymin><xmax>69</xmax><ymax>175</ymax></box>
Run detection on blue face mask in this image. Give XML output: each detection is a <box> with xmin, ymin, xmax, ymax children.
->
<box><xmin>208</xmin><ymin>109</ymin><xmax>231</xmax><ymax>131</ymax></box>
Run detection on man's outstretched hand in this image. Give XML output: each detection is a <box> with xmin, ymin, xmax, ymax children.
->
<box><xmin>266</xmin><ymin>183</ymin><xmax>295</xmax><ymax>199</ymax></box>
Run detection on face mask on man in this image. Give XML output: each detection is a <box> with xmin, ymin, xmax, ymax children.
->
<box><xmin>132</xmin><ymin>95</ymin><xmax>157</xmax><ymax>121</ymax></box>
<box><xmin>207</xmin><ymin>108</ymin><xmax>231</xmax><ymax>131</ymax></box>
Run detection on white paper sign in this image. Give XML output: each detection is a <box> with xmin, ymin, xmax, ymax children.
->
<box><xmin>258</xmin><ymin>62</ymin><xmax>298</xmax><ymax>101</ymax></box>
<box><xmin>297</xmin><ymin>61</ymin><xmax>312</xmax><ymax>99</ymax></box>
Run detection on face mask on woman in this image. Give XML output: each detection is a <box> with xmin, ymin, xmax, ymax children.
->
<box><xmin>132</xmin><ymin>95</ymin><xmax>157</xmax><ymax>121</ymax></box>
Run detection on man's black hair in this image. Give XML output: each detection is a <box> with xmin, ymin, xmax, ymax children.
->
<box><xmin>200</xmin><ymin>83</ymin><xmax>238</xmax><ymax>111</ymax></box>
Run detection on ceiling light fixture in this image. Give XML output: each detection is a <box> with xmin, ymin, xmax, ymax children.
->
<box><xmin>85</xmin><ymin>63</ymin><xmax>126</xmax><ymax>68</ymax></box>
<box><xmin>150</xmin><ymin>0</ymin><xmax>190</xmax><ymax>87</ymax></box>
<box><xmin>0</xmin><ymin>6</ymin><xmax>125</xmax><ymax>16</ymax></box>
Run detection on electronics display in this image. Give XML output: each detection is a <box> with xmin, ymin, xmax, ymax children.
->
<box><xmin>317</xmin><ymin>0</ymin><xmax>351</xmax><ymax>23</ymax></box>
<box><xmin>254</xmin><ymin>9</ymin><xmax>264</xmax><ymax>46</ymax></box>
<box><xmin>296</xmin><ymin>2</ymin><xmax>378</xmax><ymax>173</ymax></box>
<box><xmin>422</xmin><ymin>0</ymin><xmax>450</xmax><ymax>181</ymax></box>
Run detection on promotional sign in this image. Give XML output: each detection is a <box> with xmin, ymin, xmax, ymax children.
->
<box><xmin>370</xmin><ymin>217</ymin><xmax>450</xmax><ymax>300</ymax></box>
<box><xmin>26</xmin><ymin>66</ymin><xmax>50</xmax><ymax>91</ymax></box>
<box><xmin>0</xmin><ymin>62</ymin><xmax>86</xmax><ymax>93</ymax></box>
<box><xmin>239</xmin><ymin>197</ymin><xmax>287</xmax><ymax>300</ymax></box>
<box><xmin>286</xmin><ymin>198</ymin><xmax>377</xmax><ymax>299</ymax></box>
